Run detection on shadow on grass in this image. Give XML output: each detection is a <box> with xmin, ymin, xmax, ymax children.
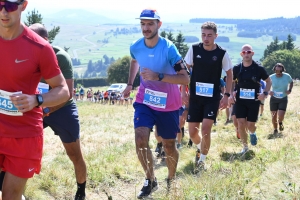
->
<box><xmin>220</xmin><ymin>150</ymin><xmax>255</xmax><ymax>162</ymax></box>
<box><xmin>267</xmin><ymin>132</ymin><xmax>283</xmax><ymax>139</ymax></box>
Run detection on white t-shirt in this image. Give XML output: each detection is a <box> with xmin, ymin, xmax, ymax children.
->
<box><xmin>184</xmin><ymin>45</ymin><xmax>233</xmax><ymax>71</ymax></box>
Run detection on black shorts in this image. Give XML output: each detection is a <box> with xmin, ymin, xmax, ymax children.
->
<box><xmin>187</xmin><ymin>98</ymin><xmax>220</xmax><ymax>122</ymax></box>
<box><xmin>235</xmin><ymin>101</ymin><xmax>260</xmax><ymax>122</ymax></box>
<box><xmin>270</xmin><ymin>96</ymin><xmax>288</xmax><ymax>111</ymax></box>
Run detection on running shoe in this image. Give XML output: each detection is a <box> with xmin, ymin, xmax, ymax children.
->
<box><xmin>195</xmin><ymin>149</ymin><xmax>201</xmax><ymax>164</ymax></box>
<box><xmin>137</xmin><ymin>178</ymin><xmax>158</xmax><ymax>199</ymax></box>
<box><xmin>194</xmin><ymin>161</ymin><xmax>206</xmax><ymax>173</ymax></box>
<box><xmin>176</xmin><ymin>143</ymin><xmax>182</xmax><ymax>149</ymax></box>
<box><xmin>74</xmin><ymin>194</ymin><xmax>85</xmax><ymax>200</ymax></box>
<box><xmin>187</xmin><ymin>139</ymin><xmax>193</xmax><ymax>147</ymax></box>
<box><xmin>250</xmin><ymin>133</ymin><xmax>257</xmax><ymax>145</ymax></box>
<box><xmin>155</xmin><ymin>142</ymin><xmax>162</xmax><ymax>158</ymax></box>
<box><xmin>279</xmin><ymin>122</ymin><xmax>284</xmax><ymax>131</ymax></box>
<box><xmin>240</xmin><ymin>147</ymin><xmax>249</xmax><ymax>155</ymax></box>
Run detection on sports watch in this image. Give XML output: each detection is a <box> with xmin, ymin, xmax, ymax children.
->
<box><xmin>224</xmin><ymin>93</ymin><xmax>230</xmax><ymax>97</ymax></box>
<box><xmin>43</xmin><ymin>107</ymin><xmax>50</xmax><ymax>115</ymax></box>
<box><xmin>158</xmin><ymin>73</ymin><xmax>164</xmax><ymax>81</ymax></box>
<box><xmin>263</xmin><ymin>91</ymin><xmax>268</xmax><ymax>96</ymax></box>
<box><xmin>36</xmin><ymin>94</ymin><xmax>44</xmax><ymax>107</ymax></box>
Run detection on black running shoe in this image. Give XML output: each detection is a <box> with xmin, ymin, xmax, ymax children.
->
<box><xmin>279</xmin><ymin>122</ymin><xmax>284</xmax><ymax>131</ymax></box>
<box><xmin>195</xmin><ymin>149</ymin><xmax>201</xmax><ymax>164</ymax></box>
<box><xmin>187</xmin><ymin>139</ymin><xmax>193</xmax><ymax>148</ymax></box>
<box><xmin>155</xmin><ymin>142</ymin><xmax>162</xmax><ymax>158</ymax></box>
<box><xmin>74</xmin><ymin>194</ymin><xmax>85</xmax><ymax>200</ymax></box>
<box><xmin>137</xmin><ymin>178</ymin><xmax>158</xmax><ymax>199</ymax></box>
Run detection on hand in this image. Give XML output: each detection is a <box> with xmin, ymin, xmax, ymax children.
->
<box><xmin>257</xmin><ymin>93</ymin><xmax>266</xmax><ymax>101</ymax></box>
<box><xmin>228</xmin><ymin>96</ymin><xmax>235</xmax><ymax>105</ymax></box>
<box><xmin>140</xmin><ymin>68</ymin><xmax>158</xmax><ymax>81</ymax></box>
<box><xmin>10</xmin><ymin>94</ymin><xmax>37</xmax><ymax>113</ymax></box>
<box><xmin>286</xmin><ymin>90</ymin><xmax>291</xmax><ymax>95</ymax></box>
<box><xmin>219</xmin><ymin>96</ymin><xmax>228</xmax><ymax>110</ymax></box>
<box><xmin>122</xmin><ymin>85</ymin><xmax>132</xmax><ymax>98</ymax></box>
<box><xmin>269</xmin><ymin>91</ymin><xmax>274</xmax><ymax>96</ymax></box>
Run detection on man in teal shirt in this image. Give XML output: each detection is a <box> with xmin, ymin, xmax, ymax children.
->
<box><xmin>269</xmin><ymin>63</ymin><xmax>293</xmax><ymax>135</ymax></box>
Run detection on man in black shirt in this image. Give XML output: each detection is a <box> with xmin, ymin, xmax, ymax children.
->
<box><xmin>184</xmin><ymin>22</ymin><xmax>233</xmax><ymax>171</ymax></box>
<box><xmin>230</xmin><ymin>44</ymin><xmax>271</xmax><ymax>154</ymax></box>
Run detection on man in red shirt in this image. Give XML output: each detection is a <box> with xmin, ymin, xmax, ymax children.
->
<box><xmin>0</xmin><ymin>0</ymin><xmax>69</xmax><ymax>199</ymax></box>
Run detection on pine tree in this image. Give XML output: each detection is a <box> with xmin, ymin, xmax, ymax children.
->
<box><xmin>286</xmin><ymin>34</ymin><xmax>295</xmax><ymax>50</ymax></box>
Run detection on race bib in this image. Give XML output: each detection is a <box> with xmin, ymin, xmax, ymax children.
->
<box><xmin>38</xmin><ymin>82</ymin><xmax>49</xmax><ymax>94</ymax></box>
<box><xmin>196</xmin><ymin>82</ymin><xmax>214</xmax><ymax>97</ymax></box>
<box><xmin>143</xmin><ymin>88</ymin><xmax>167</xmax><ymax>109</ymax></box>
<box><xmin>273</xmin><ymin>91</ymin><xmax>283</xmax><ymax>98</ymax></box>
<box><xmin>0</xmin><ymin>89</ymin><xmax>23</xmax><ymax>116</ymax></box>
<box><xmin>240</xmin><ymin>88</ymin><xmax>255</xmax><ymax>99</ymax></box>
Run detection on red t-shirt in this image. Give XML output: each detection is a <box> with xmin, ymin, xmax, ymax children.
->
<box><xmin>0</xmin><ymin>26</ymin><xmax>61</xmax><ymax>138</ymax></box>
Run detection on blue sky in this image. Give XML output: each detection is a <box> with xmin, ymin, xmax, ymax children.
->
<box><xmin>26</xmin><ymin>0</ymin><xmax>300</xmax><ymax>22</ymax></box>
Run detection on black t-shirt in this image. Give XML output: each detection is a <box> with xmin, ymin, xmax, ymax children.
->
<box><xmin>233</xmin><ymin>61</ymin><xmax>269</xmax><ymax>103</ymax></box>
<box><xmin>190</xmin><ymin>43</ymin><xmax>226</xmax><ymax>101</ymax></box>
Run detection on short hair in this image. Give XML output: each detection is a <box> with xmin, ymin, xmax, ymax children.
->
<box><xmin>272</xmin><ymin>63</ymin><xmax>286</xmax><ymax>72</ymax></box>
<box><xmin>29</xmin><ymin>23</ymin><xmax>49</xmax><ymax>39</ymax></box>
<box><xmin>201</xmin><ymin>21</ymin><xmax>217</xmax><ymax>33</ymax></box>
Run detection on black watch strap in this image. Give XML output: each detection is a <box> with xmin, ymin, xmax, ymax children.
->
<box><xmin>263</xmin><ymin>91</ymin><xmax>268</xmax><ymax>96</ymax></box>
<box><xmin>36</xmin><ymin>94</ymin><xmax>44</xmax><ymax>107</ymax></box>
<box><xmin>224</xmin><ymin>93</ymin><xmax>230</xmax><ymax>97</ymax></box>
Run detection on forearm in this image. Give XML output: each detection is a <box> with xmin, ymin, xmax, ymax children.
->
<box><xmin>289</xmin><ymin>82</ymin><xmax>293</xmax><ymax>91</ymax></box>
<box><xmin>225</xmin><ymin>69</ymin><xmax>233</xmax><ymax>93</ymax></box>
<box><xmin>264</xmin><ymin>77</ymin><xmax>272</xmax><ymax>92</ymax></box>
<box><xmin>128</xmin><ymin>60</ymin><xmax>139</xmax><ymax>84</ymax></box>
<box><xmin>41</xmin><ymin>85</ymin><xmax>69</xmax><ymax>107</ymax></box>
<box><xmin>161</xmin><ymin>73</ymin><xmax>189</xmax><ymax>85</ymax></box>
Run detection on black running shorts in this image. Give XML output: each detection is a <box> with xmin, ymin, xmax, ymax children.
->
<box><xmin>187</xmin><ymin>98</ymin><xmax>220</xmax><ymax>122</ymax></box>
<box><xmin>270</xmin><ymin>96</ymin><xmax>288</xmax><ymax>111</ymax></box>
<box><xmin>235</xmin><ymin>101</ymin><xmax>260</xmax><ymax>122</ymax></box>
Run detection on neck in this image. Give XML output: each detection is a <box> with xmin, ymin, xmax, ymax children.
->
<box><xmin>242</xmin><ymin>60</ymin><xmax>252</xmax><ymax>67</ymax></box>
<box><xmin>0</xmin><ymin>23</ymin><xmax>24</xmax><ymax>40</ymax></box>
<box><xmin>276</xmin><ymin>73</ymin><xmax>283</xmax><ymax>77</ymax></box>
<box><xmin>144</xmin><ymin>35</ymin><xmax>159</xmax><ymax>48</ymax></box>
<box><xmin>203</xmin><ymin>43</ymin><xmax>217</xmax><ymax>51</ymax></box>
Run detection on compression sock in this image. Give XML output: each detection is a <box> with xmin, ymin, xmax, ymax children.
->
<box><xmin>76</xmin><ymin>181</ymin><xmax>86</xmax><ymax>196</ymax></box>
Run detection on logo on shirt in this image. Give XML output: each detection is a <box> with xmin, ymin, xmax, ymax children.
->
<box><xmin>28</xmin><ymin>168</ymin><xmax>35</xmax><ymax>172</ymax></box>
<box><xmin>148</xmin><ymin>55</ymin><xmax>154</xmax><ymax>57</ymax></box>
<box><xmin>212</xmin><ymin>56</ymin><xmax>217</xmax><ymax>61</ymax></box>
<box><xmin>196</xmin><ymin>55</ymin><xmax>201</xmax><ymax>58</ymax></box>
<box><xmin>15</xmin><ymin>59</ymin><xmax>28</xmax><ymax>63</ymax></box>
<box><xmin>208</xmin><ymin>111</ymin><xmax>214</xmax><ymax>117</ymax></box>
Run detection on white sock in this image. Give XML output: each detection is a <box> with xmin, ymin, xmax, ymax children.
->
<box><xmin>250</xmin><ymin>132</ymin><xmax>256</xmax><ymax>135</ymax></box>
<box><xmin>196</xmin><ymin>143</ymin><xmax>201</xmax><ymax>149</ymax></box>
<box><xmin>199</xmin><ymin>154</ymin><xmax>206</xmax><ymax>162</ymax></box>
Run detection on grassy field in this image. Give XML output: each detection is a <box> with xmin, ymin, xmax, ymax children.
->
<box><xmin>23</xmin><ymin>83</ymin><xmax>300</xmax><ymax>199</ymax></box>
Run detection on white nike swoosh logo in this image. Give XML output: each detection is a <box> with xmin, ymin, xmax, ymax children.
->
<box><xmin>29</xmin><ymin>168</ymin><xmax>34</xmax><ymax>172</ymax></box>
<box><xmin>208</xmin><ymin>114</ymin><xmax>214</xmax><ymax>116</ymax></box>
<box><xmin>15</xmin><ymin>59</ymin><xmax>28</xmax><ymax>63</ymax></box>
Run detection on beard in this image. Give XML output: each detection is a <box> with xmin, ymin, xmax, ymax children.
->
<box><xmin>143</xmin><ymin>29</ymin><xmax>158</xmax><ymax>40</ymax></box>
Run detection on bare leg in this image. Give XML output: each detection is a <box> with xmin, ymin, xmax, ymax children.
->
<box><xmin>2</xmin><ymin>172</ymin><xmax>27</xmax><ymax>200</ymax></box>
<box><xmin>162</xmin><ymin>139</ymin><xmax>178</xmax><ymax>179</ymax></box>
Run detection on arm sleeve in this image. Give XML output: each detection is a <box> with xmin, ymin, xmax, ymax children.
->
<box><xmin>222</xmin><ymin>52</ymin><xmax>233</xmax><ymax>72</ymax></box>
<box><xmin>39</xmin><ymin>44</ymin><xmax>61</xmax><ymax>79</ymax></box>
<box><xmin>184</xmin><ymin>46</ymin><xmax>193</xmax><ymax>65</ymax></box>
<box><xmin>56</xmin><ymin>53</ymin><xmax>73</xmax><ymax>79</ymax></box>
<box><xmin>168</xmin><ymin>43</ymin><xmax>182</xmax><ymax>67</ymax></box>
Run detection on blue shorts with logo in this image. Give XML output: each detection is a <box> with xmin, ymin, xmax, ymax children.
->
<box><xmin>179</xmin><ymin>106</ymin><xmax>185</xmax><ymax>116</ymax></box>
<box><xmin>133</xmin><ymin>102</ymin><xmax>180</xmax><ymax>139</ymax></box>
<box><xmin>43</xmin><ymin>102</ymin><xmax>80</xmax><ymax>143</ymax></box>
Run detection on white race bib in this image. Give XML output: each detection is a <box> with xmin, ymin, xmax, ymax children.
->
<box><xmin>0</xmin><ymin>89</ymin><xmax>23</xmax><ymax>116</ymax></box>
<box><xmin>37</xmin><ymin>82</ymin><xmax>49</xmax><ymax>94</ymax></box>
<box><xmin>143</xmin><ymin>88</ymin><xmax>168</xmax><ymax>109</ymax></box>
<box><xmin>273</xmin><ymin>91</ymin><xmax>283</xmax><ymax>98</ymax></box>
<box><xmin>196</xmin><ymin>82</ymin><xmax>214</xmax><ymax>97</ymax></box>
<box><xmin>240</xmin><ymin>88</ymin><xmax>255</xmax><ymax>99</ymax></box>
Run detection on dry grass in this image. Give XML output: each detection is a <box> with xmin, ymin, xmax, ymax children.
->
<box><xmin>24</xmin><ymin>85</ymin><xmax>300</xmax><ymax>199</ymax></box>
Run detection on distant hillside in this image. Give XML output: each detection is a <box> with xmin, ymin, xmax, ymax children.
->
<box><xmin>43</xmin><ymin>9</ymin><xmax>119</xmax><ymax>25</ymax></box>
<box><xmin>189</xmin><ymin>17</ymin><xmax>300</xmax><ymax>39</ymax></box>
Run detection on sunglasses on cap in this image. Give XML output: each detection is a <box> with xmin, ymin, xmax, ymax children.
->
<box><xmin>241</xmin><ymin>50</ymin><xmax>253</xmax><ymax>55</ymax></box>
<box><xmin>0</xmin><ymin>0</ymin><xmax>24</xmax><ymax>13</ymax></box>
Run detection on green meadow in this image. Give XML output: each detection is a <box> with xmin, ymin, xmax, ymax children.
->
<box><xmin>23</xmin><ymin>83</ymin><xmax>300</xmax><ymax>199</ymax></box>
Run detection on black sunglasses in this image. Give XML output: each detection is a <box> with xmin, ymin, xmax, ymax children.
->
<box><xmin>0</xmin><ymin>0</ymin><xmax>24</xmax><ymax>13</ymax></box>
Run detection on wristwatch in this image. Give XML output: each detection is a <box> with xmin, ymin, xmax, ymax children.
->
<box><xmin>263</xmin><ymin>91</ymin><xmax>268</xmax><ymax>96</ymax></box>
<box><xmin>36</xmin><ymin>94</ymin><xmax>44</xmax><ymax>107</ymax></box>
<box><xmin>224</xmin><ymin>93</ymin><xmax>230</xmax><ymax>97</ymax></box>
<box><xmin>158</xmin><ymin>73</ymin><xmax>164</xmax><ymax>81</ymax></box>
<box><xmin>43</xmin><ymin>107</ymin><xmax>50</xmax><ymax>116</ymax></box>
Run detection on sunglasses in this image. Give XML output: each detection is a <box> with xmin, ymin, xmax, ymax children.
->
<box><xmin>0</xmin><ymin>0</ymin><xmax>24</xmax><ymax>13</ymax></box>
<box><xmin>241</xmin><ymin>50</ymin><xmax>253</xmax><ymax>55</ymax></box>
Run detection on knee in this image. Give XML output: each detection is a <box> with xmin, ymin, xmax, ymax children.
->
<box><xmin>162</xmin><ymin>141</ymin><xmax>176</xmax><ymax>154</ymax></box>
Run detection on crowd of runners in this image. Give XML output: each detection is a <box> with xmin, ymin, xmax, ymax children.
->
<box><xmin>0</xmin><ymin>2</ymin><xmax>295</xmax><ymax>200</ymax></box>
